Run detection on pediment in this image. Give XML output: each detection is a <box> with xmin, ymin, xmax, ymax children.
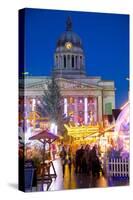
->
<box><xmin>25</xmin><ymin>80</ymin><xmax>48</xmax><ymax>90</ymax></box>
<box><xmin>57</xmin><ymin>78</ymin><xmax>102</xmax><ymax>90</ymax></box>
<box><xmin>24</xmin><ymin>77</ymin><xmax>102</xmax><ymax>90</ymax></box>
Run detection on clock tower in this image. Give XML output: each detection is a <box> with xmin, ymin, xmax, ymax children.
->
<box><xmin>53</xmin><ymin>17</ymin><xmax>86</xmax><ymax>78</ymax></box>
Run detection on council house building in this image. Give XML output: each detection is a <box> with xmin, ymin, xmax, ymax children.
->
<box><xmin>20</xmin><ymin>17</ymin><xmax>115</xmax><ymax>127</ymax></box>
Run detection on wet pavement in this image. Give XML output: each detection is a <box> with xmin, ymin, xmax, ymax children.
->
<box><xmin>35</xmin><ymin>159</ymin><xmax>129</xmax><ymax>192</ymax></box>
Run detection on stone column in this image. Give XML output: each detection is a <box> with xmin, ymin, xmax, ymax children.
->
<box><xmin>74</xmin><ymin>97</ymin><xmax>78</xmax><ymax>123</ymax></box>
<box><xmin>64</xmin><ymin>98</ymin><xmax>68</xmax><ymax>116</ymax></box>
<box><xmin>74</xmin><ymin>55</ymin><xmax>76</xmax><ymax>69</ymax></box>
<box><xmin>82</xmin><ymin>56</ymin><xmax>85</xmax><ymax>69</ymax></box>
<box><xmin>78</xmin><ymin>55</ymin><xmax>80</xmax><ymax>69</ymax></box>
<box><xmin>65</xmin><ymin>54</ymin><xmax>67</xmax><ymax>69</ymax></box>
<box><xmin>93</xmin><ymin>97</ymin><xmax>97</xmax><ymax>123</ymax></box>
<box><xmin>84</xmin><ymin>97</ymin><xmax>88</xmax><ymax>124</ymax></box>
<box><xmin>60</xmin><ymin>55</ymin><xmax>62</xmax><ymax>68</ymax></box>
<box><xmin>56</xmin><ymin>55</ymin><xmax>58</xmax><ymax>68</ymax></box>
<box><xmin>62</xmin><ymin>54</ymin><xmax>64</xmax><ymax>68</ymax></box>
<box><xmin>97</xmin><ymin>95</ymin><xmax>103</xmax><ymax>122</ymax></box>
<box><xmin>76</xmin><ymin>56</ymin><xmax>78</xmax><ymax>69</ymax></box>
<box><xmin>68</xmin><ymin>55</ymin><xmax>70</xmax><ymax>69</ymax></box>
<box><xmin>69</xmin><ymin>55</ymin><xmax>72</xmax><ymax>69</ymax></box>
<box><xmin>66</xmin><ymin>55</ymin><xmax>68</xmax><ymax>69</ymax></box>
<box><xmin>57</xmin><ymin>55</ymin><xmax>59</xmax><ymax>68</ymax></box>
<box><xmin>58</xmin><ymin>55</ymin><xmax>60</xmax><ymax>68</ymax></box>
<box><xmin>61</xmin><ymin>55</ymin><xmax>63</xmax><ymax>68</ymax></box>
<box><xmin>32</xmin><ymin>98</ymin><xmax>36</xmax><ymax>112</ymax></box>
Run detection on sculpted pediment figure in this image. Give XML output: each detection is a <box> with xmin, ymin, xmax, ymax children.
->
<box><xmin>57</xmin><ymin>78</ymin><xmax>102</xmax><ymax>90</ymax></box>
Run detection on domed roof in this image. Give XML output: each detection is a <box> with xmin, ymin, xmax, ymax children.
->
<box><xmin>56</xmin><ymin>17</ymin><xmax>83</xmax><ymax>48</ymax></box>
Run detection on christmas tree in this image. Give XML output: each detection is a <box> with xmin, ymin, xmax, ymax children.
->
<box><xmin>42</xmin><ymin>76</ymin><xmax>64</xmax><ymax>135</ymax></box>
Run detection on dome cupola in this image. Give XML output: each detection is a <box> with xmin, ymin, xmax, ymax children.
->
<box><xmin>56</xmin><ymin>17</ymin><xmax>83</xmax><ymax>49</ymax></box>
<box><xmin>53</xmin><ymin>17</ymin><xmax>86</xmax><ymax>78</ymax></box>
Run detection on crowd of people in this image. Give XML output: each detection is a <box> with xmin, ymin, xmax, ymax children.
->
<box><xmin>59</xmin><ymin>144</ymin><xmax>104</xmax><ymax>178</ymax></box>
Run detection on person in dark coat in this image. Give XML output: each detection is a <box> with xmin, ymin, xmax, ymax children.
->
<box><xmin>67</xmin><ymin>147</ymin><xmax>72</xmax><ymax>175</ymax></box>
<box><xmin>90</xmin><ymin>146</ymin><xmax>101</xmax><ymax>177</ymax></box>
<box><xmin>75</xmin><ymin>147</ymin><xmax>80</xmax><ymax>174</ymax></box>
<box><xmin>84</xmin><ymin>144</ymin><xmax>91</xmax><ymax>174</ymax></box>
<box><xmin>75</xmin><ymin>145</ymin><xmax>84</xmax><ymax>174</ymax></box>
<box><xmin>60</xmin><ymin>146</ymin><xmax>67</xmax><ymax>177</ymax></box>
<box><xmin>82</xmin><ymin>146</ymin><xmax>87</xmax><ymax>174</ymax></box>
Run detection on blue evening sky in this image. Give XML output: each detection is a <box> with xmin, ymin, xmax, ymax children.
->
<box><xmin>23</xmin><ymin>8</ymin><xmax>129</xmax><ymax>109</ymax></box>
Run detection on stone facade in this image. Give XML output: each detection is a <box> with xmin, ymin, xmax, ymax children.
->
<box><xmin>19</xmin><ymin>17</ymin><xmax>115</xmax><ymax>125</ymax></box>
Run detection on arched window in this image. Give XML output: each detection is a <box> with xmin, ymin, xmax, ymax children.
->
<box><xmin>67</xmin><ymin>55</ymin><xmax>70</xmax><ymax>67</ymax></box>
<box><xmin>64</xmin><ymin>55</ymin><xmax>66</xmax><ymax>68</ymax></box>
<box><xmin>80</xmin><ymin>56</ymin><xmax>82</xmax><ymax>67</ymax></box>
<box><xmin>72</xmin><ymin>55</ymin><xmax>74</xmax><ymax>68</ymax></box>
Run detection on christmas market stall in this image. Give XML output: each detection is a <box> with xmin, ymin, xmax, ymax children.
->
<box><xmin>29</xmin><ymin>129</ymin><xmax>59</xmax><ymax>190</ymax></box>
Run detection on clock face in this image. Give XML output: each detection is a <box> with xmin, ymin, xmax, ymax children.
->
<box><xmin>65</xmin><ymin>42</ymin><xmax>72</xmax><ymax>49</ymax></box>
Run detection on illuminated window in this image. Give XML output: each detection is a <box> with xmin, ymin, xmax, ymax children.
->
<box><xmin>64</xmin><ymin>55</ymin><xmax>66</xmax><ymax>68</ymax></box>
<box><xmin>72</xmin><ymin>55</ymin><xmax>74</xmax><ymax>68</ymax></box>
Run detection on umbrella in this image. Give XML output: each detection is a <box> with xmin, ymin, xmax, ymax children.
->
<box><xmin>29</xmin><ymin>129</ymin><xmax>58</xmax><ymax>145</ymax></box>
<box><xmin>29</xmin><ymin>129</ymin><xmax>59</xmax><ymax>163</ymax></box>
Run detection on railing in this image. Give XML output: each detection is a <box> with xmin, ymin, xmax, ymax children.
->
<box><xmin>106</xmin><ymin>158</ymin><xmax>129</xmax><ymax>177</ymax></box>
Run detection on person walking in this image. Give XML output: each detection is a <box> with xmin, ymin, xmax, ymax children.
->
<box><xmin>84</xmin><ymin>144</ymin><xmax>91</xmax><ymax>175</ymax></box>
<box><xmin>75</xmin><ymin>147</ymin><xmax>81</xmax><ymax>174</ymax></box>
<box><xmin>60</xmin><ymin>146</ymin><xmax>67</xmax><ymax>177</ymax></box>
<box><xmin>67</xmin><ymin>147</ymin><xmax>72</xmax><ymax>175</ymax></box>
<box><xmin>82</xmin><ymin>146</ymin><xmax>87</xmax><ymax>174</ymax></box>
<box><xmin>78</xmin><ymin>145</ymin><xmax>84</xmax><ymax>173</ymax></box>
<box><xmin>90</xmin><ymin>145</ymin><xmax>101</xmax><ymax>177</ymax></box>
